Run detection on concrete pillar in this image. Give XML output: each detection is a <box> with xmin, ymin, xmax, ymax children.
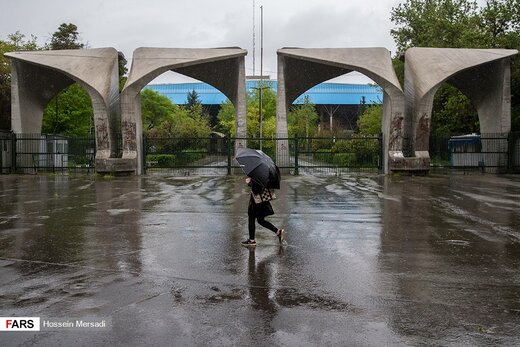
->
<box><xmin>234</xmin><ymin>57</ymin><xmax>247</xmax><ymax>151</ymax></box>
<box><xmin>276</xmin><ymin>55</ymin><xmax>290</xmax><ymax>168</ymax></box>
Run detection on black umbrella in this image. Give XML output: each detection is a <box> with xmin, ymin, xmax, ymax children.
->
<box><xmin>235</xmin><ymin>148</ymin><xmax>280</xmax><ymax>189</ymax></box>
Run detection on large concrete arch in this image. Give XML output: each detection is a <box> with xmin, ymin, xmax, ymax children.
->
<box><xmin>276</xmin><ymin>47</ymin><xmax>405</xmax><ymax>173</ymax></box>
<box><xmin>404</xmin><ymin>48</ymin><xmax>518</xmax><ymax>153</ymax></box>
<box><xmin>6</xmin><ymin>48</ymin><xmax>121</xmax><ymax>165</ymax></box>
<box><xmin>120</xmin><ymin>47</ymin><xmax>247</xmax><ymax>175</ymax></box>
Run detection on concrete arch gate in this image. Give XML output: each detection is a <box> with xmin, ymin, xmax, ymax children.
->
<box><xmin>119</xmin><ymin>47</ymin><xmax>247</xmax><ymax>175</ymax></box>
<box><xmin>6</xmin><ymin>48</ymin><xmax>121</xmax><ymax>165</ymax></box>
<box><xmin>276</xmin><ymin>47</ymin><xmax>405</xmax><ymax>174</ymax></box>
<box><xmin>6</xmin><ymin>47</ymin><xmax>248</xmax><ymax>175</ymax></box>
<box><xmin>404</xmin><ymin>48</ymin><xmax>518</xmax><ymax>150</ymax></box>
<box><xmin>5</xmin><ymin>46</ymin><xmax>518</xmax><ymax>175</ymax></box>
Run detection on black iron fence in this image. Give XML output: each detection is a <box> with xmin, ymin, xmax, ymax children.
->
<box><xmin>430</xmin><ymin>132</ymin><xmax>520</xmax><ymax>173</ymax></box>
<box><xmin>0</xmin><ymin>132</ymin><xmax>13</xmax><ymax>174</ymax></box>
<box><xmin>292</xmin><ymin>135</ymin><xmax>383</xmax><ymax>174</ymax></box>
<box><xmin>143</xmin><ymin>134</ymin><xmax>231</xmax><ymax>175</ymax></box>
<box><xmin>2</xmin><ymin>132</ymin><xmax>519</xmax><ymax>175</ymax></box>
<box><xmin>1</xmin><ymin>133</ymin><xmax>96</xmax><ymax>174</ymax></box>
<box><xmin>142</xmin><ymin>134</ymin><xmax>383</xmax><ymax>175</ymax></box>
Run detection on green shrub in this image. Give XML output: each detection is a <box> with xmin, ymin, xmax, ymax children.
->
<box><xmin>146</xmin><ymin>154</ymin><xmax>176</xmax><ymax>167</ymax></box>
<box><xmin>174</xmin><ymin>150</ymin><xmax>206</xmax><ymax>166</ymax></box>
<box><xmin>332</xmin><ymin>153</ymin><xmax>356</xmax><ymax>166</ymax></box>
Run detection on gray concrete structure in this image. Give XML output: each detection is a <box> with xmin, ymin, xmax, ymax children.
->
<box><xmin>120</xmin><ymin>47</ymin><xmax>247</xmax><ymax>174</ymax></box>
<box><xmin>6</xmin><ymin>48</ymin><xmax>121</xmax><ymax>168</ymax></box>
<box><xmin>6</xmin><ymin>46</ymin><xmax>518</xmax><ymax>175</ymax></box>
<box><xmin>276</xmin><ymin>48</ymin><xmax>405</xmax><ymax>173</ymax></box>
<box><xmin>403</xmin><ymin>48</ymin><xmax>518</xmax><ymax>171</ymax></box>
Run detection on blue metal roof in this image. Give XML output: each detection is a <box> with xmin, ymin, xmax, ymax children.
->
<box><xmin>145</xmin><ymin>81</ymin><xmax>383</xmax><ymax>105</ymax></box>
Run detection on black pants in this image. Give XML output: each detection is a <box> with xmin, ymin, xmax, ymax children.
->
<box><xmin>248</xmin><ymin>214</ymin><xmax>278</xmax><ymax>240</ymax></box>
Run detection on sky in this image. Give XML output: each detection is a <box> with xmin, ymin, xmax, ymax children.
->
<box><xmin>1</xmin><ymin>0</ymin><xmax>406</xmax><ymax>84</ymax></box>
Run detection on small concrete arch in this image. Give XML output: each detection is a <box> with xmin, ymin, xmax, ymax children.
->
<box><xmin>276</xmin><ymin>47</ymin><xmax>405</xmax><ymax>173</ymax></box>
<box><xmin>404</xmin><ymin>48</ymin><xmax>518</xmax><ymax>153</ymax></box>
<box><xmin>119</xmin><ymin>47</ymin><xmax>248</xmax><ymax>175</ymax></box>
<box><xmin>5</xmin><ymin>48</ymin><xmax>121</xmax><ymax>164</ymax></box>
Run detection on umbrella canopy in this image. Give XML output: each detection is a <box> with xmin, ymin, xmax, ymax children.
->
<box><xmin>235</xmin><ymin>148</ymin><xmax>280</xmax><ymax>189</ymax></box>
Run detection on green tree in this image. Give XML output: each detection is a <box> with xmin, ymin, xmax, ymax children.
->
<box><xmin>216</xmin><ymin>99</ymin><xmax>236</xmax><ymax>135</ymax></box>
<box><xmin>141</xmin><ymin>88</ymin><xmax>179</xmax><ymax>131</ymax></box>
<box><xmin>390</xmin><ymin>0</ymin><xmax>520</xmax><ymax>132</ymax></box>
<box><xmin>186</xmin><ymin>89</ymin><xmax>201</xmax><ymax>108</ymax></box>
<box><xmin>41</xmin><ymin>23</ymin><xmax>93</xmax><ymax>135</ymax></box>
<box><xmin>0</xmin><ymin>32</ymin><xmax>38</xmax><ymax>130</ymax></box>
<box><xmin>357</xmin><ymin>104</ymin><xmax>383</xmax><ymax>135</ymax></box>
<box><xmin>431</xmin><ymin>85</ymin><xmax>480</xmax><ymax>135</ymax></box>
<box><xmin>391</xmin><ymin>0</ymin><xmax>481</xmax><ymax>51</ymax></box>
<box><xmin>287</xmin><ymin>96</ymin><xmax>319</xmax><ymax>137</ymax></box>
<box><xmin>184</xmin><ymin>89</ymin><xmax>209</xmax><ymax>122</ymax></box>
<box><xmin>42</xmin><ymin>84</ymin><xmax>93</xmax><ymax>136</ymax></box>
<box><xmin>217</xmin><ymin>82</ymin><xmax>278</xmax><ymax>138</ymax></box>
<box><xmin>118</xmin><ymin>51</ymin><xmax>128</xmax><ymax>91</ymax></box>
<box><xmin>48</xmin><ymin>23</ymin><xmax>84</xmax><ymax>50</ymax></box>
<box><xmin>141</xmin><ymin>88</ymin><xmax>211</xmax><ymax>139</ymax></box>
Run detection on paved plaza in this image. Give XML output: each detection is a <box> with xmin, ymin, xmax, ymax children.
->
<box><xmin>0</xmin><ymin>173</ymin><xmax>519</xmax><ymax>346</ymax></box>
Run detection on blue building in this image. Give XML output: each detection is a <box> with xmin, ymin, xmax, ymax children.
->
<box><xmin>146</xmin><ymin>80</ymin><xmax>383</xmax><ymax>131</ymax></box>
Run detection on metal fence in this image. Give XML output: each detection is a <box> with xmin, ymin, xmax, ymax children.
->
<box><xmin>143</xmin><ymin>135</ymin><xmax>231</xmax><ymax>175</ymax></box>
<box><xmin>291</xmin><ymin>135</ymin><xmax>383</xmax><ymax>174</ymax></box>
<box><xmin>2</xmin><ymin>132</ymin><xmax>519</xmax><ymax>175</ymax></box>
<box><xmin>2</xmin><ymin>133</ymin><xmax>96</xmax><ymax>174</ymax></box>
<box><xmin>143</xmin><ymin>134</ymin><xmax>383</xmax><ymax>175</ymax></box>
<box><xmin>430</xmin><ymin>132</ymin><xmax>520</xmax><ymax>173</ymax></box>
<box><xmin>0</xmin><ymin>132</ymin><xmax>13</xmax><ymax>174</ymax></box>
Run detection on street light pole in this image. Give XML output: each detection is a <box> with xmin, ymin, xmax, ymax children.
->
<box><xmin>259</xmin><ymin>5</ymin><xmax>264</xmax><ymax>151</ymax></box>
<box><xmin>252</xmin><ymin>0</ymin><xmax>255</xmax><ymax>76</ymax></box>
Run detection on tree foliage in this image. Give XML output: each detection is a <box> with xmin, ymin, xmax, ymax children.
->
<box><xmin>183</xmin><ymin>89</ymin><xmax>213</xmax><ymax>125</ymax></box>
<box><xmin>40</xmin><ymin>23</ymin><xmax>92</xmax><ymax>136</ymax></box>
<box><xmin>118</xmin><ymin>51</ymin><xmax>128</xmax><ymax>91</ymax></box>
<box><xmin>287</xmin><ymin>96</ymin><xmax>319</xmax><ymax>137</ymax></box>
<box><xmin>141</xmin><ymin>88</ymin><xmax>211</xmax><ymax>139</ymax></box>
<box><xmin>0</xmin><ymin>32</ymin><xmax>38</xmax><ymax>130</ymax></box>
<box><xmin>391</xmin><ymin>0</ymin><xmax>481</xmax><ymax>51</ymax></box>
<box><xmin>48</xmin><ymin>23</ymin><xmax>84</xmax><ymax>50</ymax></box>
<box><xmin>186</xmin><ymin>89</ymin><xmax>201</xmax><ymax>108</ymax></box>
<box><xmin>357</xmin><ymin>104</ymin><xmax>383</xmax><ymax>135</ymax></box>
<box><xmin>390</xmin><ymin>0</ymin><xmax>520</xmax><ymax>132</ymax></box>
<box><xmin>42</xmin><ymin>84</ymin><xmax>93</xmax><ymax>136</ymax></box>
<box><xmin>217</xmin><ymin>82</ymin><xmax>278</xmax><ymax>138</ymax></box>
<box><xmin>141</xmin><ymin>88</ymin><xmax>179</xmax><ymax>131</ymax></box>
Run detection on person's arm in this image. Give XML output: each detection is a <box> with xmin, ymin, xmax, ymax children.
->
<box><xmin>250</xmin><ymin>180</ymin><xmax>263</xmax><ymax>194</ymax></box>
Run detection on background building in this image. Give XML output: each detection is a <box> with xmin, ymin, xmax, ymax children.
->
<box><xmin>146</xmin><ymin>79</ymin><xmax>383</xmax><ymax>132</ymax></box>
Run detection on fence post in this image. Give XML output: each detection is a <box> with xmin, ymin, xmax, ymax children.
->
<box><xmin>379</xmin><ymin>132</ymin><xmax>384</xmax><ymax>173</ymax></box>
<box><xmin>507</xmin><ymin>131</ymin><xmax>513</xmax><ymax>172</ymax></box>
<box><xmin>294</xmin><ymin>135</ymin><xmax>299</xmax><ymax>175</ymax></box>
<box><xmin>142</xmin><ymin>135</ymin><xmax>147</xmax><ymax>175</ymax></box>
<box><xmin>227</xmin><ymin>133</ymin><xmax>232</xmax><ymax>175</ymax></box>
<box><xmin>11</xmin><ymin>133</ymin><xmax>16</xmax><ymax>173</ymax></box>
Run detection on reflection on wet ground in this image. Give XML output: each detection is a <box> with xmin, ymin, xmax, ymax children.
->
<box><xmin>0</xmin><ymin>173</ymin><xmax>519</xmax><ymax>346</ymax></box>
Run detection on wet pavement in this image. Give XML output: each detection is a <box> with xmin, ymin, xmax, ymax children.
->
<box><xmin>0</xmin><ymin>173</ymin><xmax>519</xmax><ymax>346</ymax></box>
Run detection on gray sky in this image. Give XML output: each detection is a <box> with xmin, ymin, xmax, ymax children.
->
<box><xmin>0</xmin><ymin>0</ymin><xmax>408</xmax><ymax>84</ymax></box>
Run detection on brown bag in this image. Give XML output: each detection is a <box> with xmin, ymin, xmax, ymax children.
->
<box><xmin>253</xmin><ymin>188</ymin><xmax>276</xmax><ymax>204</ymax></box>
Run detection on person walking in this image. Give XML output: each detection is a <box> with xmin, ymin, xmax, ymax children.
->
<box><xmin>241</xmin><ymin>177</ymin><xmax>284</xmax><ymax>247</ymax></box>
